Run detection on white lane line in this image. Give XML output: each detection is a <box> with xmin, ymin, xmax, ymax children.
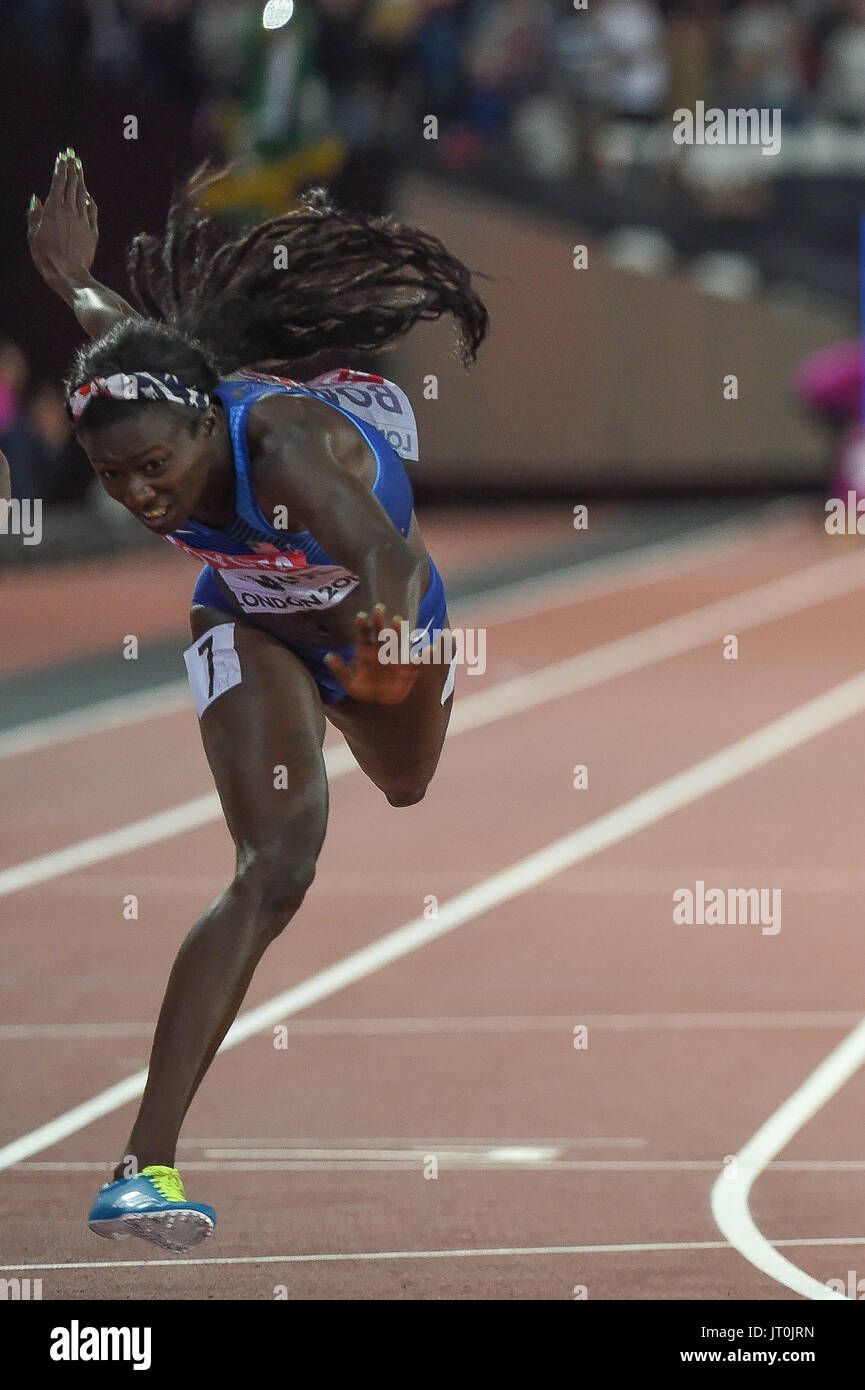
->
<box><xmin>7</xmin><ymin>542</ymin><xmax>865</xmax><ymax>900</ymax></box>
<box><xmin>711</xmin><ymin>1016</ymin><xmax>865</xmax><ymax>1302</ymax></box>
<box><xmin>448</xmin><ymin>506</ymin><xmax>790</xmax><ymax>627</ymax></box>
<box><xmin>3</xmin><ymin>1234</ymin><xmax>863</xmax><ymax>1274</ymax></box>
<box><xmin>194</xmin><ymin>1146</ymin><xmax>561</xmax><ymax>1161</ymax></box>
<box><xmin>445</xmin><ymin>543</ymin><xmax>865</xmax><ymax>737</ymax></box>
<box><xmin>1</xmin><ymin>1011</ymin><xmax>861</xmax><ymax>1040</ymax></box>
<box><xmin>12</xmin><ymin>1158</ymin><xmax>865</xmax><ymax>1173</ymax></box>
<box><xmin>38</xmin><ymin>865</ymin><xmax>865</xmax><ymax>897</ymax></box>
<box><xmin>0</xmin><ymin>743</ymin><xmax>348</xmax><ymax>898</ymax></box>
<box><xmin>0</xmin><ymin>686</ymin><xmax>192</xmax><ymax>761</ymax></box>
<box><xmin>174</xmin><ymin>1135</ymin><xmax>647</xmax><ymax>1148</ymax></box>
<box><xmin>0</xmin><ymin>506</ymin><xmax>781</xmax><ymax>762</ymax></box>
<box><xmin>4</xmin><ymin>667</ymin><xmax>865</xmax><ymax>1173</ymax></box>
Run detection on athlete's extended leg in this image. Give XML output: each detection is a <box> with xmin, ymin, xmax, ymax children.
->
<box><xmin>117</xmin><ymin>608</ymin><xmax>329</xmax><ymax>1176</ymax></box>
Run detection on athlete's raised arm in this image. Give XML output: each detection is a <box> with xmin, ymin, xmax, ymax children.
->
<box><xmin>27</xmin><ymin>150</ymin><xmax>139</xmax><ymax>340</ymax></box>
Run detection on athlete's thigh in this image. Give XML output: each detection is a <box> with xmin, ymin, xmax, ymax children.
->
<box><xmin>188</xmin><ymin>605</ymin><xmax>329</xmax><ymax>855</ymax></box>
<box><xmin>324</xmin><ymin>648</ymin><xmax>455</xmax><ymax>793</ymax></box>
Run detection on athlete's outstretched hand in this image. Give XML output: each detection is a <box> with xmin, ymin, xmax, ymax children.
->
<box><xmin>27</xmin><ymin>149</ymin><xmax>98</xmax><ymax>292</ymax></box>
<box><xmin>324</xmin><ymin>605</ymin><xmax>421</xmax><ymax>705</ymax></box>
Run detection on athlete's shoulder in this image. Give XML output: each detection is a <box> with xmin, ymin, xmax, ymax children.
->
<box><xmin>247</xmin><ymin>385</ymin><xmax>353</xmax><ymax>444</ymax></box>
<box><xmin>221</xmin><ymin>367</ymin><xmax>420</xmax><ymax>463</ymax></box>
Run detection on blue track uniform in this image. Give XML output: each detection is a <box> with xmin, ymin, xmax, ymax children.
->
<box><xmin>164</xmin><ymin>369</ymin><xmax>447</xmax><ymax>703</ymax></box>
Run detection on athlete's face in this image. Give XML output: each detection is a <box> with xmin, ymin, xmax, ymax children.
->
<box><xmin>80</xmin><ymin>406</ymin><xmax>231</xmax><ymax>535</ymax></box>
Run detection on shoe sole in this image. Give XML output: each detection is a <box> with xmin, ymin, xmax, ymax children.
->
<box><xmin>89</xmin><ymin>1210</ymin><xmax>215</xmax><ymax>1253</ymax></box>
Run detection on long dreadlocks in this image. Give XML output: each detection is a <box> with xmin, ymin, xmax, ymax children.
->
<box><xmin>66</xmin><ymin>167</ymin><xmax>489</xmax><ymax>429</ymax></box>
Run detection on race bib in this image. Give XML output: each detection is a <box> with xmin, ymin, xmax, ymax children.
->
<box><xmin>238</xmin><ymin>368</ymin><xmax>419</xmax><ymax>461</ymax></box>
<box><xmin>217</xmin><ymin>563</ymin><xmax>360</xmax><ymax>614</ymax></box>
<box><xmin>184</xmin><ymin>623</ymin><xmax>242</xmax><ymax>718</ymax></box>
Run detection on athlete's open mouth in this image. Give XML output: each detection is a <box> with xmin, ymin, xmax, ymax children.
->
<box><xmin>138</xmin><ymin>505</ymin><xmax>172</xmax><ymax>526</ymax></box>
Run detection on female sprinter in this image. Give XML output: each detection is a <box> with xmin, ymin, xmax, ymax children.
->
<box><xmin>28</xmin><ymin>151</ymin><xmax>488</xmax><ymax>1251</ymax></box>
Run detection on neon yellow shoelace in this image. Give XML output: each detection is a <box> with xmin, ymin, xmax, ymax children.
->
<box><xmin>141</xmin><ymin>1165</ymin><xmax>187</xmax><ymax>1202</ymax></box>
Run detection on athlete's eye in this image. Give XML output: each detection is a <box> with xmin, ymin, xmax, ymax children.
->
<box><xmin>142</xmin><ymin>458</ymin><xmax>167</xmax><ymax>475</ymax></box>
<box><xmin>99</xmin><ymin>469</ymin><xmax>119</xmax><ymax>482</ymax></box>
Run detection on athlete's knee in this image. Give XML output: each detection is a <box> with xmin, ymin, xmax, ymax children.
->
<box><xmin>385</xmin><ymin>780</ymin><xmax>429</xmax><ymax>808</ymax></box>
<box><xmin>233</xmin><ymin>844</ymin><xmax>318</xmax><ymax>934</ymax></box>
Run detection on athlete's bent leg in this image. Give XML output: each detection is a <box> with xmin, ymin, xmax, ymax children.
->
<box><xmin>116</xmin><ymin>608</ymin><xmax>329</xmax><ymax>1177</ymax></box>
<box><xmin>325</xmin><ymin>641</ymin><xmax>455</xmax><ymax>807</ymax></box>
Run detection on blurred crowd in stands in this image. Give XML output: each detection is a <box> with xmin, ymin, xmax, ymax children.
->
<box><xmin>11</xmin><ymin>1</ymin><xmax>865</xmax><ymax>184</ymax></box>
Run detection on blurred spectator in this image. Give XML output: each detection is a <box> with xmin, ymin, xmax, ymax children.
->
<box><xmin>0</xmin><ymin>339</ymin><xmax>26</xmax><ymax>434</ymax></box>
<box><xmin>464</xmin><ymin>0</ymin><xmax>554</xmax><ymax>136</ymax></box>
<box><xmin>27</xmin><ymin>385</ymin><xmax>92</xmax><ymax>506</ymax></box>
<box><xmin>134</xmin><ymin>0</ymin><xmax>203</xmax><ymax>108</ymax></box>
<box><xmin>0</xmin><ymin>340</ymin><xmax>33</xmax><ymax>498</ymax></box>
<box><xmin>408</xmin><ymin>0</ymin><xmax>467</xmax><ymax>121</ymax></box>
<box><xmin>720</xmin><ymin>0</ymin><xmax>804</xmax><ymax>115</ymax></box>
<box><xmin>665</xmin><ymin>1</ymin><xmax>725</xmax><ymax>116</ymax></box>
<box><xmin>819</xmin><ymin>0</ymin><xmax>865</xmax><ymax>125</ymax></box>
<box><xmin>84</xmin><ymin>0</ymin><xmax>141</xmax><ymax>84</ymax></box>
<box><xmin>314</xmin><ymin>0</ymin><xmax>375</xmax><ymax>143</ymax></box>
<box><xmin>0</xmin><ymin>343</ymin><xmax>92</xmax><ymax>504</ymax></box>
<box><xmin>590</xmin><ymin>0</ymin><xmax>669</xmax><ymax>121</ymax></box>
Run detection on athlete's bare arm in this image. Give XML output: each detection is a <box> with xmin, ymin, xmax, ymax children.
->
<box><xmin>0</xmin><ymin>449</ymin><xmax>10</xmax><ymax>503</ymax></box>
<box><xmin>27</xmin><ymin>151</ymin><xmax>139</xmax><ymax>340</ymax></box>
<box><xmin>249</xmin><ymin>392</ymin><xmax>427</xmax><ymax>704</ymax></box>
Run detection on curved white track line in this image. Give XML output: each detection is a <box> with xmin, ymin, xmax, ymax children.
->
<box><xmin>711</xmin><ymin>1018</ymin><xmax>865</xmax><ymax>1301</ymax></box>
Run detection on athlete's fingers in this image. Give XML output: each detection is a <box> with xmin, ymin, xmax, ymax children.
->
<box><xmin>372</xmin><ymin>603</ymin><xmax>387</xmax><ymax>636</ymax></box>
<box><xmin>59</xmin><ymin>150</ymin><xmax>73</xmax><ymax>202</ymax></box>
<box><xmin>73</xmin><ymin>163</ymin><xmax>86</xmax><ymax>217</ymax></box>
<box><xmin>49</xmin><ymin>151</ymin><xmax>69</xmax><ymax>205</ymax></box>
<box><xmin>44</xmin><ymin>156</ymin><xmax>63</xmax><ymax>209</ymax></box>
<box><xmin>323</xmin><ymin>651</ymin><xmax>354</xmax><ymax>690</ymax></box>
<box><xmin>82</xmin><ymin>172</ymin><xmax>98</xmax><ymax>232</ymax></box>
<box><xmin>26</xmin><ymin>196</ymin><xmax>43</xmax><ymax>240</ymax></box>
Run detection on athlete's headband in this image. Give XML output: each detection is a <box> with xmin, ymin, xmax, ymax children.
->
<box><xmin>67</xmin><ymin>372</ymin><xmax>211</xmax><ymax>422</ymax></box>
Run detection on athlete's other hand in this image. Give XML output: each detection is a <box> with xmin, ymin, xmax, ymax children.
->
<box><xmin>324</xmin><ymin>605</ymin><xmax>420</xmax><ymax>705</ymax></box>
<box><xmin>27</xmin><ymin>150</ymin><xmax>98</xmax><ymax>292</ymax></box>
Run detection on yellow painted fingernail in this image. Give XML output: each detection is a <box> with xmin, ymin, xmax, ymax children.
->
<box><xmin>356</xmin><ymin>611</ymin><xmax>367</xmax><ymax>620</ymax></box>
<box><xmin>374</xmin><ymin>602</ymin><xmax>386</xmax><ymax>612</ymax></box>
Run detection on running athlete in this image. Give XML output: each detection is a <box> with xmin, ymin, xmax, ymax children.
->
<box><xmin>28</xmin><ymin>151</ymin><xmax>488</xmax><ymax>1251</ymax></box>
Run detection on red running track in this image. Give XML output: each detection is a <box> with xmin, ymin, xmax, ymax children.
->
<box><xmin>3</xmin><ymin>503</ymin><xmax>865</xmax><ymax>1300</ymax></box>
